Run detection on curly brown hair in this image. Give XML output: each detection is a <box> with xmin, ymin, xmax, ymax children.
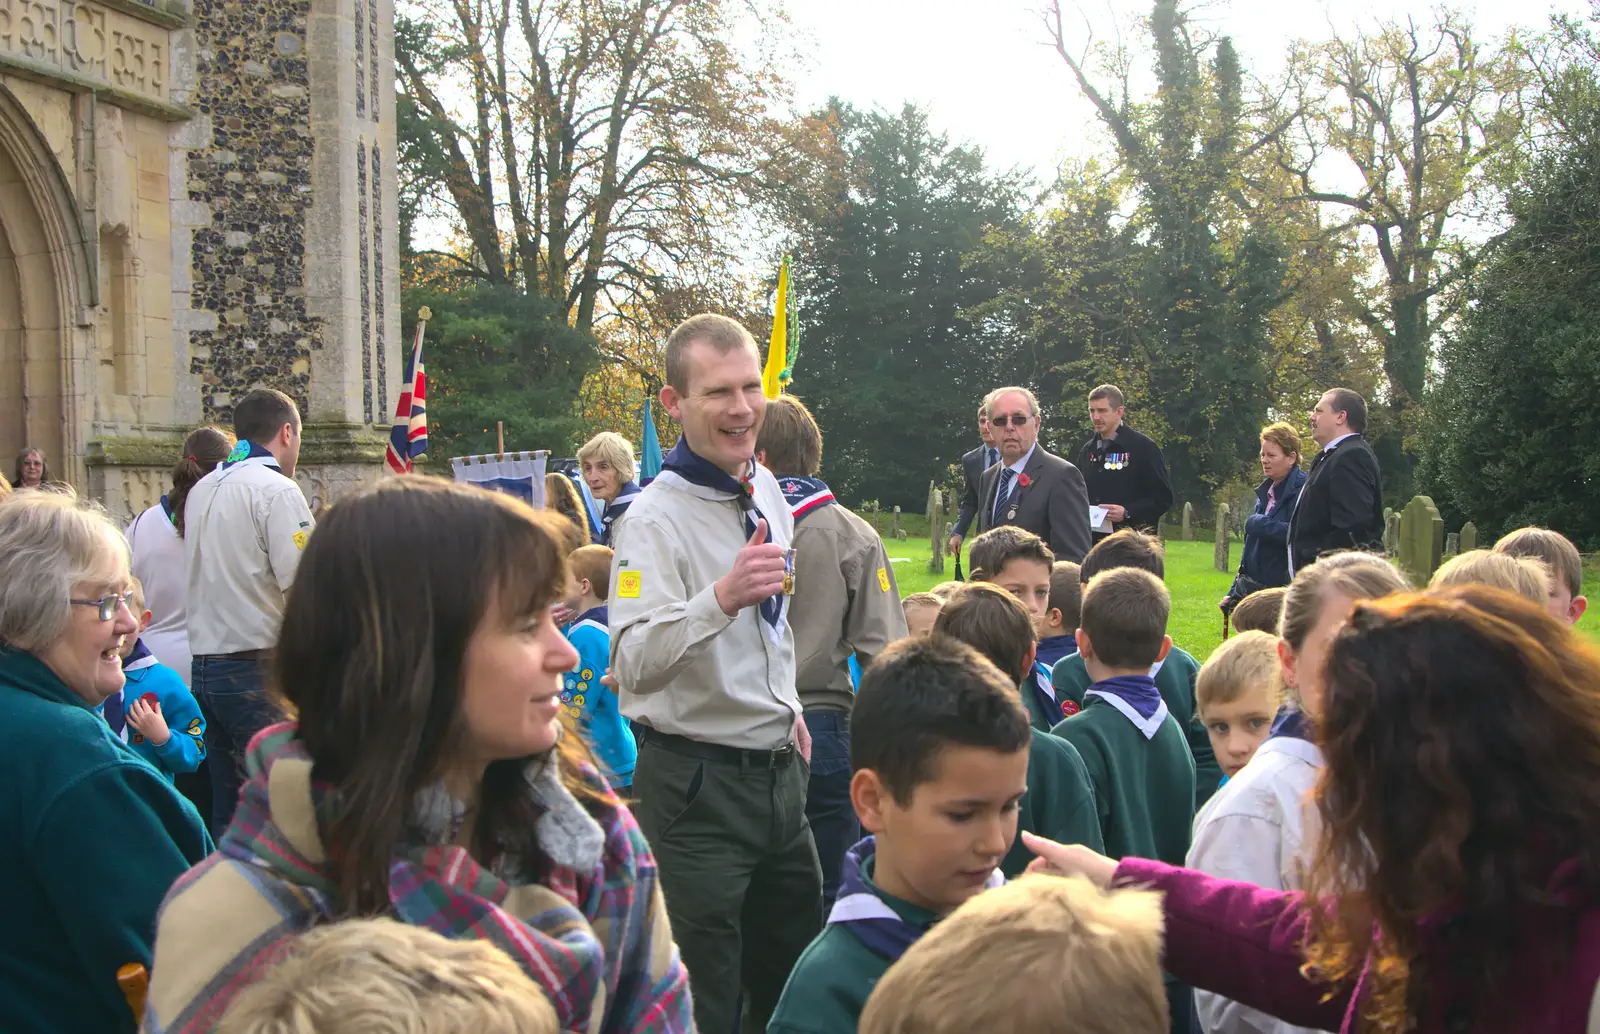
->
<box><xmin>1303</xmin><ymin>584</ymin><xmax>1600</xmax><ymax>1031</ymax></box>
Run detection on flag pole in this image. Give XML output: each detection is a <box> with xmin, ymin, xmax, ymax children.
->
<box><xmin>497</xmin><ymin>420</ymin><xmax>505</xmax><ymax>459</ymax></box>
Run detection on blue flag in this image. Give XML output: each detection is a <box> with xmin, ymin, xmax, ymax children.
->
<box><xmin>640</xmin><ymin>397</ymin><xmax>664</xmax><ymax>481</ymax></box>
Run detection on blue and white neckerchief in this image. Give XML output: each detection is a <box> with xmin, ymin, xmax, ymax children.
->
<box><xmin>1030</xmin><ymin>661</ymin><xmax>1057</xmax><ymax>723</ymax></box>
<box><xmin>777</xmin><ymin>475</ymin><xmax>836</xmax><ymax>525</ymax></box>
<box><xmin>158</xmin><ymin>493</ymin><xmax>174</xmax><ymax>525</ymax></box>
<box><xmin>828</xmin><ymin>836</ymin><xmax>1001</xmax><ymax>961</ymax></box>
<box><xmin>102</xmin><ymin>639</ymin><xmax>158</xmax><ymax>741</ymax></box>
<box><xmin>569</xmin><ymin>605</ymin><xmax>608</xmax><ymax>638</ymax></box>
<box><xmin>659</xmin><ymin>437</ymin><xmax>784</xmax><ymax>642</ymax></box>
<box><xmin>220</xmin><ymin>439</ymin><xmax>281</xmax><ymax>474</ymax></box>
<box><xmin>600</xmin><ymin>482</ymin><xmax>641</xmax><ymax>543</ymax></box>
<box><xmin>1084</xmin><ymin>673</ymin><xmax>1169</xmax><ymax>740</ymax></box>
<box><xmin>1268</xmin><ymin>704</ymin><xmax>1315</xmax><ymax>743</ymax></box>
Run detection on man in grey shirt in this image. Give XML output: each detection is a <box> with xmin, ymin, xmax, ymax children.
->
<box><xmin>609</xmin><ymin>313</ymin><xmax>820</xmax><ymax>1034</ymax></box>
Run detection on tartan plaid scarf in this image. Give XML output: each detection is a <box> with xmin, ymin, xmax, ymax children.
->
<box><xmin>220</xmin><ymin>726</ymin><xmax>610</xmax><ymax>1032</ymax></box>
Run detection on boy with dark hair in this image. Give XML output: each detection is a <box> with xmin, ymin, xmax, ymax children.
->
<box><xmin>1493</xmin><ymin>526</ymin><xmax>1589</xmax><ymax>626</ymax></box>
<box><xmin>966</xmin><ymin>526</ymin><xmax>1061</xmax><ymax>728</ymax></box>
<box><xmin>1036</xmin><ymin>561</ymin><xmax>1082</xmax><ymax>670</ymax></box>
<box><xmin>933</xmin><ymin>585</ymin><xmax>1104</xmax><ymax>875</ymax></box>
<box><xmin>1053</xmin><ymin>529</ymin><xmax>1221</xmax><ymax>805</ymax></box>
<box><xmin>562</xmin><ymin>544</ymin><xmax>634</xmax><ymax>794</ymax></box>
<box><xmin>767</xmin><ymin>636</ymin><xmax>1032</xmax><ymax>1034</ymax></box>
<box><xmin>1228</xmin><ymin>585</ymin><xmax>1287</xmax><ymax>635</ymax></box>
<box><xmin>1051</xmin><ymin>566</ymin><xmax>1197</xmax><ymax>1034</ymax></box>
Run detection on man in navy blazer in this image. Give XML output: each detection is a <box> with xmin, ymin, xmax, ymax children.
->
<box><xmin>974</xmin><ymin>387</ymin><xmax>1093</xmax><ymax>564</ymax></box>
<box><xmin>1289</xmin><ymin>388</ymin><xmax>1386</xmax><ymax>573</ymax></box>
<box><xmin>949</xmin><ymin>395</ymin><xmax>1000</xmax><ymax>557</ymax></box>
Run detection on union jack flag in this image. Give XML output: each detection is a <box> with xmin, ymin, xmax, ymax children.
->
<box><xmin>386</xmin><ymin>308</ymin><xmax>429</xmax><ymax>473</ymax></box>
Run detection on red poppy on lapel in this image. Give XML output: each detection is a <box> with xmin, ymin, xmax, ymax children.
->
<box><xmin>1016</xmin><ymin>472</ymin><xmax>1032</xmax><ymax>488</ymax></box>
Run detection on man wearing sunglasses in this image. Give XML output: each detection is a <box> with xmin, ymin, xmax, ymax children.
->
<box><xmin>974</xmin><ymin>387</ymin><xmax>1093</xmax><ymax>564</ymax></box>
<box><xmin>184</xmin><ymin>388</ymin><xmax>314</xmax><ymax>836</ymax></box>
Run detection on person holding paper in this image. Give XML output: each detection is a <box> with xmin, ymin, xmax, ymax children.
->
<box><xmin>1076</xmin><ymin>384</ymin><xmax>1174</xmax><ymax>539</ymax></box>
<box><xmin>974</xmin><ymin>387</ymin><xmax>1094</xmax><ymax>564</ymax></box>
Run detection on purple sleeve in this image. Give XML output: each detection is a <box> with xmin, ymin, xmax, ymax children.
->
<box><xmin>1115</xmin><ymin>858</ymin><xmax>1351</xmax><ymax>1031</ymax></box>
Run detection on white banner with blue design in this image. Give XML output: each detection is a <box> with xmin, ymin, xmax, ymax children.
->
<box><xmin>451</xmin><ymin>451</ymin><xmax>549</xmax><ymax>508</ymax></box>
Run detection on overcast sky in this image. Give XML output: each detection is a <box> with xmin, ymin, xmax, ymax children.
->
<box><xmin>786</xmin><ymin>0</ymin><xmax>1591</xmax><ymax>187</ymax></box>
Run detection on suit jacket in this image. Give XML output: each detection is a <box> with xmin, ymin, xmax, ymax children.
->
<box><xmin>976</xmin><ymin>446</ymin><xmax>1094</xmax><ymax>563</ymax></box>
<box><xmin>953</xmin><ymin>444</ymin><xmax>997</xmax><ymax>539</ymax></box>
<box><xmin>1288</xmin><ymin>434</ymin><xmax>1385</xmax><ymax>572</ymax></box>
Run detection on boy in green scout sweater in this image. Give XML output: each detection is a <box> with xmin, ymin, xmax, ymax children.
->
<box><xmin>767</xmin><ymin>635</ymin><xmax>1032</xmax><ymax>1034</ymax></box>
<box><xmin>1050</xmin><ymin>565</ymin><xmax>1197</xmax><ymax>1034</ymax></box>
<box><xmin>1048</xmin><ymin>529</ymin><xmax>1222</xmax><ymax>806</ymax></box>
<box><xmin>932</xmin><ymin>583</ymin><xmax>1104</xmax><ymax>876</ymax></box>
<box><xmin>967</xmin><ymin>527</ymin><xmax>1066</xmax><ymax>730</ymax></box>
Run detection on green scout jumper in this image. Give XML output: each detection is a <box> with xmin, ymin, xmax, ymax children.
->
<box><xmin>1005</xmin><ymin>728</ymin><xmax>1105</xmax><ymax>877</ymax></box>
<box><xmin>767</xmin><ymin>856</ymin><xmax>938</xmax><ymax>1034</ymax></box>
<box><xmin>1051</xmin><ymin>694</ymin><xmax>1196</xmax><ymax>866</ymax></box>
<box><xmin>1052</xmin><ymin>645</ymin><xmax>1221</xmax><ymax>807</ymax></box>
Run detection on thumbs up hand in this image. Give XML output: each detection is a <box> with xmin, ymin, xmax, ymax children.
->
<box><xmin>714</xmin><ymin>519</ymin><xmax>788</xmax><ymax>617</ymax></box>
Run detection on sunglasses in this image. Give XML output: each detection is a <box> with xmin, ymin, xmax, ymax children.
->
<box><xmin>990</xmin><ymin>414</ymin><xmax>1032</xmax><ymax>428</ymax></box>
<box><xmin>71</xmin><ymin>593</ymin><xmax>133</xmax><ymax>622</ymax></box>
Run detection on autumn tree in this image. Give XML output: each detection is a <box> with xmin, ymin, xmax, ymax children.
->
<box><xmin>1273</xmin><ymin>13</ymin><xmax>1530</xmax><ymax>491</ymax></box>
<box><xmin>396</xmin><ymin>0</ymin><xmax>792</xmax><ymax>331</ymax></box>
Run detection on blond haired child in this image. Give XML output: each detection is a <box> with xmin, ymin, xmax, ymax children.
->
<box><xmin>1431</xmin><ymin>549</ymin><xmax>1549</xmax><ymax>605</ymax></box>
<box><xmin>858</xmin><ymin>874</ymin><xmax>1167</xmax><ymax>1034</ymax></box>
<box><xmin>1493</xmin><ymin>526</ymin><xmax>1588</xmax><ymax>625</ymax></box>
<box><xmin>217</xmin><ymin>918</ymin><xmax>558</xmax><ymax>1034</ymax></box>
<box><xmin>563</xmin><ymin>544</ymin><xmax>633</xmax><ymax>793</ymax></box>
<box><xmin>1195</xmin><ymin>631</ymin><xmax>1280</xmax><ymax>783</ymax></box>
<box><xmin>900</xmin><ymin>592</ymin><xmax>944</xmax><ymax>637</ymax></box>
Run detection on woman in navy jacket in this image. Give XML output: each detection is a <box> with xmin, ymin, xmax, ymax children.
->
<box><xmin>1223</xmin><ymin>422</ymin><xmax>1309</xmax><ymax>609</ymax></box>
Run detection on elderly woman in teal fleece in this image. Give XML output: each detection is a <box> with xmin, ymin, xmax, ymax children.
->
<box><xmin>0</xmin><ymin>490</ymin><xmax>212</xmax><ymax>1034</ymax></box>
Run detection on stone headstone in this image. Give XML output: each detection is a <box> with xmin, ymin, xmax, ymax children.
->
<box><xmin>1182</xmin><ymin>502</ymin><xmax>1194</xmax><ymax>541</ymax></box>
<box><xmin>1446</xmin><ymin>532</ymin><xmax>1460</xmax><ymax>556</ymax></box>
<box><xmin>1384</xmin><ymin>510</ymin><xmax>1401</xmax><ymax>557</ymax></box>
<box><xmin>1460</xmin><ymin>522</ymin><xmax>1478</xmax><ymax>553</ymax></box>
<box><xmin>1398</xmin><ymin>495</ymin><xmax>1445</xmax><ymax>585</ymax></box>
<box><xmin>928</xmin><ymin>490</ymin><xmax>946</xmax><ymax>574</ymax></box>
<box><xmin>892</xmin><ymin>505</ymin><xmax>902</xmax><ymax>540</ymax></box>
<box><xmin>1214</xmin><ymin>503</ymin><xmax>1231</xmax><ymax>573</ymax></box>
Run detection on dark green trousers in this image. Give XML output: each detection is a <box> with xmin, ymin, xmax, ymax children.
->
<box><xmin>633</xmin><ymin>737</ymin><xmax>822</xmax><ymax>1034</ymax></box>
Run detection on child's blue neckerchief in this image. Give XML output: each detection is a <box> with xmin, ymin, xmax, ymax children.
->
<box><xmin>827</xmin><ymin>836</ymin><xmax>1001</xmax><ymax>961</ymax></box>
<box><xmin>777</xmin><ymin>475</ymin><xmax>837</xmax><ymax>524</ymax></box>
<box><xmin>661</xmin><ymin>437</ymin><xmax>783</xmax><ymax>641</ymax></box>
<box><xmin>220</xmin><ymin>439</ymin><xmax>281</xmax><ymax>473</ymax></box>
<box><xmin>571</xmin><ymin>605</ymin><xmax>608</xmax><ymax>637</ymax></box>
<box><xmin>600</xmin><ymin>481</ymin><xmax>641</xmax><ymax>541</ymax></box>
<box><xmin>1035</xmin><ymin>634</ymin><xmax>1077</xmax><ymax>670</ymax></box>
<box><xmin>1268</xmin><ymin>704</ymin><xmax>1315</xmax><ymax>743</ymax></box>
<box><xmin>1030</xmin><ymin>661</ymin><xmax>1057</xmax><ymax>724</ymax></box>
<box><xmin>1084</xmin><ymin>673</ymin><xmax>1169</xmax><ymax>740</ymax></box>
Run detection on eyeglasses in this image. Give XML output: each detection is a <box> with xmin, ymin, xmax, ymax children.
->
<box><xmin>990</xmin><ymin>414</ymin><xmax>1032</xmax><ymax>428</ymax></box>
<box><xmin>70</xmin><ymin>593</ymin><xmax>133</xmax><ymax>622</ymax></box>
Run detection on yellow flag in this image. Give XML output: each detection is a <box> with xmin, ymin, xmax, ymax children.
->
<box><xmin>763</xmin><ymin>257</ymin><xmax>789</xmax><ymax>399</ymax></box>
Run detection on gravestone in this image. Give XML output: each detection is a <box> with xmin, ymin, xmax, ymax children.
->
<box><xmin>1384</xmin><ymin>510</ymin><xmax>1401</xmax><ymax>557</ymax></box>
<box><xmin>1214</xmin><ymin>503</ymin><xmax>1231</xmax><ymax>573</ymax></box>
<box><xmin>1398</xmin><ymin>495</ymin><xmax>1445</xmax><ymax>585</ymax></box>
<box><xmin>1460</xmin><ymin>522</ymin><xmax>1478</xmax><ymax>553</ymax></box>
<box><xmin>928</xmin><ymin>488</ymin><xmax>946</xmax><ymax>574</ymax></box>
<box><xmin>892</xmin><ymin>505</ymin><xmax>904</xmax><ymax>541</ymax></box>
<box><xmin>1446</xmin><ymin>532</ymin><xmax>1460</xmax><ymax>557</ymax></box>
<box><xmin>1182</xmin><ymin>502</ymin><xmax>1194</xmax><ymax>541</ymax></box>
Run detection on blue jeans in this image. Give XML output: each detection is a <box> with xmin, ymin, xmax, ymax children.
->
<box><xmin>192</xmin><ymin>655</ymin><xmax>282</xmax><ymax>836</ymax></box>
<box><xmin>802</xmin><ymin>709</ymin><xmax>859</xmax><ymax>912</ymax></box>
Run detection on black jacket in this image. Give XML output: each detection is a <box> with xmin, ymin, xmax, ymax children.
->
<box><xmin>953</xmin><ymin>444</ymin><xmax>999</xmax><ymax>539</ymax></box>
<box><xmin>1229</xmin><ymin>466</ymin><xmax>1308</xmax><ymax>599</ymax></box>
<box><xmin>1075</xmin><ymin>426</ymin><xmax>1174</xmax><ymax>533</ymax></box>
<box><xmin>1288</xmin><ymin>434</ymin><xmax>1385</xmax><ymax>571</ymax></box>
<box><xmin>976</xmin><ymin>446</ymin><xmax>1094</xmax><ymax>563</ymax></box>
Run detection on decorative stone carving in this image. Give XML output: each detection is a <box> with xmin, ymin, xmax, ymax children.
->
<box><xmin>0</xmin><ymin>0</ymin><xmax>175</xmax><ymax>110</ymax></box>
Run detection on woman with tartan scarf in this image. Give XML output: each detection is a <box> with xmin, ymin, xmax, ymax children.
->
<box><xmin>143</xmin><ymin>478</ymin><xmax>691</xmax><ymax>1034</ymax></box>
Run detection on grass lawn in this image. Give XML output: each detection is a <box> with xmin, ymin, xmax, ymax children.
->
<box><xmin>883</xmin><ymin>536</ymin><xmax>1600</xmax><ymax>664</ymax></box>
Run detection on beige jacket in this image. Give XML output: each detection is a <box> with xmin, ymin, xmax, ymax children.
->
<box><xmin>608</xmin><ymin>464</ymin><xmax>800</xmax><ymax>750</ymax></box>
<box><xmin>788</xmin><ymin>502</ymin><xmax>906</xmax><ymax>711</ymax></box>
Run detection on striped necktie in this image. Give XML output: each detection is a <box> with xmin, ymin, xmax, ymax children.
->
<box><xmin>993</xmin><ymin>467</ymin><xmax>1017</xmax><ymax>524</ymax></box>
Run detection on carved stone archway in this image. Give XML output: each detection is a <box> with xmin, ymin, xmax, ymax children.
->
<box><xmin>0</xmin><ymin>80</ymin><xmax>97</xmax><ymax>489</ymax></box>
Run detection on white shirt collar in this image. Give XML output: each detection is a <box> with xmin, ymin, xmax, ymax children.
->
<box><xmin>1322</xmin><ymin>432</ymin><xmax>1357</xmax><ymax>453</ymax></box>
<box><xmin>1003</xmin><ymin>444</ymin><xmax>1037</xmax><ymax>474</ymax></box>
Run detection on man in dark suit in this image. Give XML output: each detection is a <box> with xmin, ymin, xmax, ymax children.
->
<box><xmin>948</xmin><ymin>395</ymin><xmax>999</xmax><ymax>557</ymax></box>
<box><xmin>975</xmin><ymin>386</ymin><xmax>1094</xmax><ymax>564</ymax></box>
<box><xmin>1289</xmin><ymin>387</ymin><xmax>1385</xmax><ymax>573</ymax></box>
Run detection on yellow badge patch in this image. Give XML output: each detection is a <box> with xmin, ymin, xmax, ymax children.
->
<box><xmin>617</xmin><ymin>571</ymin><xmax>642</xmax><ymax>599</ymax></box>
<box><xmin>877</xmin><ymin>567</ymin><xmax>890</xmax><ymax>592</ymax></box>
<box><xmin>292</xmin><ymin>531</ymin><xmax>309</xmax><ymax>551</ymax></box>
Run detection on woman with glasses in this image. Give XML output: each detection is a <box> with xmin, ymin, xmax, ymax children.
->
<box><xmin>0</xmin><ymin>490</ymin><xmax>211</xmax><ymax>1034</ymax></box>
<box><xmin>145</xmin><ymin>478</ymin><xmax>690</xmax><ymax>1034</ymax></box>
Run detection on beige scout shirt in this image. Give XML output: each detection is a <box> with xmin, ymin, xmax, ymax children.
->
<box><xmin>184</xmin><ymin>457</ymin><xmax>314</xmax><ymax>655</ymax></box>
<box><xmin>788</xmin><ymin>502</ymin><xmax>907</xmax><ymax>712</ymax></box>
<box><xmin>608</xmin><ymin>464</ymin><xmax>800</xmax><ymax>750</ymax></box>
